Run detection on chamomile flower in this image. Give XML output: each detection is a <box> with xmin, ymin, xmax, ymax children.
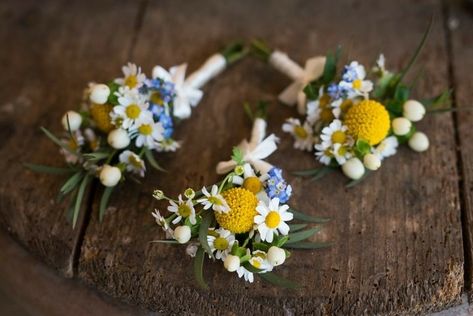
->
<box><xmin>167</xmin><ymin>195</ymin><xmax>196</xmax><ymax>225</ymax></box>
<box><xmin>60</xmin><ymin>130</ymin><xmax>84</xmax><ymax>164</ymax></box>
<box><xmin>315</xmin><ymin>142</ymin><xmax>333</xmax><ymax>165</ymax></box>
<box><xmin>306</xmin><ymin>100</ymin><xmax>321</xmax><ymax>124</ymax></box>
<box><xmin>119</xmin><ymin>150</ymin><xmax>146</xmax><ymax>177</ymax></box>
<box><xmin>155</xmin><ymin>139</ymin><xmax>181</xmax><ymax>152</ymax></box>
<box><xmin>151</xmin><ymin>209</ymin><xmax>169</xmax><ymax>230</ymax></box>
<box><xmin>207</xmin><ymin>228</ymin><xmax>235</xmax><ymax>260</ymax></box>
<box><xmin>339</xmin><ymin>61</ymin><xmax>373</xmax><ymax>98</ymax></box>
<box><xmin>320</xmin><ymin>119</ymin><xmax>350</xmax><ymax>147</ymax></box>
<box><xmin>131</xmin><ymin>117</ymin><xmax>164</xmax><ymax>149</ymax></box>
<box><xmin>115</xmin><ymin>62</ymin><xmax>146</xmax><ymax>89</ymax></box>
<box><xmin>197</xmin><ymin>184</ymin><xmax>230</xmax><ymax>213</ymax></box>
<box><xmin>237</xmin><ymin>265</ymin><xmax>254</xmax><ymax>283</ymax></box>
<box><xmin>248</xmin><ymin>250</ymin><xmax>273</xmax><ymax>273</ymax></box>
<box><xmin>254</xmin><ymin>198</ymin><xmax>293</xmax><ymax>243</ymax></box>
<box><xmin>232</xmin><ymin>163</ymin><xmax>264</xmax><ymax>194</ymax></box>
<box><xmin>372</xmin><ymin>136</ymin><xmax>399</xmax><ymax>160</ymax></box>
<box><xmin>112</xmin><ymin>88</ymin><xmax>151</xmax><ymax>129</ymax></box>
<box><xmin>282</xmin><ymin>118</ymin><xmax>314</xmax><ymax>151</ymax></box>
<box><xmin>332</xmin><ymin>143</ymin><xmax>352</xmax><ymax>165</ymax></box>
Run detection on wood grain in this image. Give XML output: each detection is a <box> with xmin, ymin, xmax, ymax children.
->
<box><xmin>77</xmin><ymin>0</ymin><xmax>464</xmax><ymax>314</ymax></box>
<box><xmin>448</xmin><ymin>0</ymin><xmax>473</xmax><ymax>301</ymax></box>
<box><xmin>0</xmin><ymin>0</ymin><xmax>140</xmax><ymax>276</ymax></box>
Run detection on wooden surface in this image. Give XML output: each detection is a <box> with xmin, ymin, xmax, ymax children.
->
<box><xmin>0</xmin><ymin>0</ymin><xmax>472</xmax><ymax>315</ymax></box>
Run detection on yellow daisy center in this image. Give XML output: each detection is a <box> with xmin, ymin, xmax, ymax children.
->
<box><xmin>319</xmin><ymin>94</ymin><xmax>331</xmax><ymax>108</ymax></box>
<box><xmin>265</xmin><ymin>211</ymin><xmax>281</xmax><ymax>229</ymax></box>
<box><xmin>344</xmin><ymin>99</ymin><xmax>390</xmax><ymax>145</ymax></box>
<box><xmin>138</xmin><ymin>124</ymin><xmax>153</xmax><ymax>135</ymax></box>
<box><xmin>337</xmin><ymin>145</ymin><xmax>348</xmax><ymax>156</ymax></box>
<box><xmin>320</xmin><ymin>108</ymin><xmax>334</xmax><ymax>123</ymax></box>
<box><xmin>340</xmin><ymin>99</ymin><xmax>353</xmax><ymax>112</ymax></box>
<box><xmin>214</xmin><ymin>237</ymin><xmax>229</xmax><ymax>250</ymax></box>
<box><xmin>243</xmin><ymin>177</ymin><xmax>262</xmax><ymax>194</ymax></box>
<box><xmin>126</xmin><ymin>104</ymin><xmax>141</xmax><ymax>119</ymax></box>
<box><xmin>215</xmin><ymin>188</ymin><xmax>258</xmax><ymax>234</ymax></box>
<box><xmin>250</xmin><ymin>258</ymin><xmax>262</xmax><ymax>269</ymax></box>
<box><xmin>178</xmin><ymin>203</ymin><xmax>192</xmax><ymax>218</ymax></box>
<box><xmin>68</xmin><ymin>138</ymin><xmax>79</xmax><ymax>151</ymax></box>
<box><xmin>150</xmin><ymin>92</ymin><xmax>164</xmax><ymax>105</ymax></box>
<box><xmin>124</xmin><ymin>75</ymin><xmax>138</xmax><ymax>88</ymax></box>
<box><xmin>294</xmin><ymin>125</ymin><xmax>308</xmax><ymax>139</ymax></box>
<box><xmin>128</xmin><ymin>154</ymin><xmax>142</xmax><ymax>168</ymax></box>
<box><xmin>352</xmin><ymin>79</ymin><xmax>362</xmax><ymax>90</ymax></box>
<box><xmin>90</xmin><ymin>103</ymin><xmax>114</xmax><ymax>133</ymax></box>
<box><xmin>331</xmin><ymin>130</ymin><xmax>347</xmax><ymax>144</ymax></box>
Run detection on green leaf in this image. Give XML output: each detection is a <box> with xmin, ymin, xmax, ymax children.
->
<box><xmin>286</xmin><ymin>226</ymin><xmax>322</xmax><ymax>244</ymax></box>
<box><xmin>99</xmin><ymin>186</ymin><xmax>114</xmax><ymax>222</ymax></box>
<box><xmin>303</xmin><ymin>83</ymin><xmax>319</xmax><ymax>101</ymax></box>
<box><xmin>259</xmin><ymin>272</ymin><xmax>300</xmax><ymax>289</ymax></box>
<box><xmin>144</xmin><ymin>148</ymin><xmax>166</xmax><ymax>172</ymax></box>
<box><xmin>231</xmin><ymin>147</ymin><xmax>244</xmax><ymax>165</ymax></box>
<box><xmin>40</xmin><ymin>126</ymin><xmax>79</xmax><ymax>156</ymax></box>
<box><xmin>250</xmin><ymin>39</ymin><xmax>272</xmax><ymax>62</ymax></box>
<box><xmin>221</xmin><ymin>41</ymin><xmax>247</xmax><ymax>65</ymax></box>
<box><xmin>60</xmin><ymin>172</ymin><xmax>84</xmax><ymax>195</ymax></box>
<box><xmin>346</xmin><ymin>171</ymin><xmax>371</xmax><ymax>188</ymax></box>
<box><xmin>293</xmin><ymin>166</ymin><xmax>335</xmax><ymax>181</ymax></box>
<box><xmin>24</xmin><ymin>163</ymin><xmax>76</xmax><ymax>175</ymax></box>
<box><xmin>193</xmin><ymin>247</ymin><xmax>208</xmax><ymax>289</ymax></box>
<box><xmin>354</xmin><ymin>139</ymin><xmax>371</xmax><ymax>158</ymax></box>
<box><xmin>288</xmin><ymin>223</ymin><xmax>308</xmax><ymax>232</ymax></box>
<box><xmin>290</xmin><ymin>208</ymin><xmax>330</xmax><ymax>223</ymax></box>
<box><xmin>252</xmin><ymin>242</ymin><xmax>270</xmax><ymax>252</ymax></box>
<box><xmin>396</xmin><ymin>17</ymin><xmax>433</xmax><ymax>86</ymax></box>
<box><xmin>243</xmin><ymin>102</ymin><xmax>254</xmax><ymax>121</ymax></box>
<box><xmin>150</xmin><ymin>240</ymin><xmax>179</xmax><ymax>244</ymax></box>
<box><xmin>107</xmin><ymin>82</ymin><xmax>120</xmax><ymax>105</ymax></box>
<box><xmin>72</xmin><ymin>174</ymin><xmax>90</xmax><ymax>229</ymax></box>
<box><xmin>275</xmin><ymin>235</ymin><xmax>289</xmax><ymax>247</ymax></box>
<box><xmin>321</xmin><ymin>46</ymin><xmax>341</xmax><ymax>84</ymax></box>
<box><xmin>394</xmin><ymin>84</ymin><xmax>410</xmax><ymax>103</ymax></box>
<box><xmin>83</xmin><ymin>151</ymin><xmax>111</xmax><ymax>162</ymax></box>
<box><xmin>422</xmin><ymin>90</ymin><xmax>452</xmax><ymax>109</ymax></box>
<box><xmin>199</xmin><ymin>210</ymin><xmax>215</xmax><ymax>259</ymax></box>
<box><xmin>285</xmin><ymin>241</ymin><xmax>332</xmax><ymax>249</ymax></box>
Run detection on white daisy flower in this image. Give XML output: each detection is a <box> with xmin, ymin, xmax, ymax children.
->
<box><xmin>306</xmin><ymin>100</ymin><xmax>321</xmax><ymax>124</ymax></box>
<box><xmin>151</xmin><ymin>209</ymin><xmax>169</xmax><ymax>230</ymax></box>
<box><xmin>115</xmin><ymin>62</ymin><xmax>146</xmax><ymax>89</ymax></box>
<box><xmin>167</xmin><ymin>195</ymin><xmax>196</xmax><ymax>225</ymax></box>
<box><xmin>236</xmin><ymin>266</ymin><xmax>254</xmax><ymax>283</ymax></box>
<box><xmin>320</xmin><ymin>119</ymin><xmax>350</xmax><ymax>147</ymax></box>
<box><xmin>197</xmin><ymin>184</ymin><xmax>230</xmax><ymax>213</ymax></box>
<box><xmin>131</xmin><ymin>117</ymin><xmax>164</xmax><ymax>149</ymax></box>
<box><xmin>332</xmin><ymin>143</ymin><xmax>352</xmax><ymax>165</ymax></box>
<box><xmin>60</xmin><ymin>130</ymin><xmax>84</xmax><ymax>164</ymax></box>
<box><xmin>119</xmin><ymin>150</ymin><xmax>146</xmax><ymax>177</ymax></box>
<box><xmin>254</xmin><ymin>198</ymin><xmax>293</xmax><ymax>243</ymax></box>
<box><xmin>282</xmin><ymin>118</ymin><xmax>314</xmax><ymax>151</ymax></box>
<box><xmin>155</xmin><ymin>139</ymin><xmax>181</xmax><ymax>152</ymax></box>
<box><xmin>248</xmin><ymin>250</ymin><xmax>273</xmax><ymax>273</ymax></box>
<box><xmin>372</xmin><ymin>136</ymin><xmax>399</xmax><ymax>160</ymax></box>
<box><xmin>314</xmin><ymin>142</ymin><xmax>332</xmax><ymax>165</ymax></box>
<box><xmin>207</xmin><ymin>228</ymin><xmax>235</xmax><ymax>260</ymax></box>
<box><xmin>339</xmin><ymin>61</ymin><xmax>373</xmax><ymax>98</ymax></box>
<box><xmin>112</xmin><ymin>88</ymin><xmax>151</xmax><ymax>129</ymax></box>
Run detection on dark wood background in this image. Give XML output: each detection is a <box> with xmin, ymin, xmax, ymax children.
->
<box><xmin>0</xmin><ymin>0</ymin><xmax>472</xmax><ymax>314</ymax></box>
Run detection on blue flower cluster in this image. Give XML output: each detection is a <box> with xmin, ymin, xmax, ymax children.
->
<box><xmin>264</xmin><ymin>167</ymin><xmax>292</xmax><ymax>203</ymax></box>
<box><xmin>141</xmin><ymin>78</ymin><xmax>175</xmax><ymax>105</ymax></box>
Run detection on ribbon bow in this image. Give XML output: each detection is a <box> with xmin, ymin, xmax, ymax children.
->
<box><xmin>270</xmin><ymin>51</ymin><xmax>326</xmax><ymax>115</ymax></box>
<box><xmin>216</xmin><ymin>118</ymin><xmax>279</xmax><ymax>175</ymax></box>
<box><xmin>152</xmin><ymin>64</ymin><xmax>204</xmax><ymax>120</ymax></box>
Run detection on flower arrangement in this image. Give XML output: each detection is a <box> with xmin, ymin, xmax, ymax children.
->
<box><xmin>25</xmin><ymin>43</ymin><xmax>246</xmax><ymax>227</ymax></box>
<box><xmin>151</xmin><ymin>106</ymin><xmax>329</xmax><ymax>288</ymax></box>
<box><xmin>251</xmin><ymin>21</ymin><xmax>450</xmax><ymax>185</ymax></box>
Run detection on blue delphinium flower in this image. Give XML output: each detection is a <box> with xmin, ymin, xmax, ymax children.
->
<box><xmin>264</xmin><ymin>167</ymin><xmax>292</xmax><ymax>203</ymax></box>
<box><xmin>158</xmin><ymin>111</ymin><xmax>174</xmax><ymax>139</ymax></box>
<box><xmin>327</xmin><ymin>83</ymin><xmax>344</xmax><ymax>100</ymax></box>
<box><xmin>142</xmin><ymin>78</ymin><xmax>176</xmax><ymax>105</ymax></box>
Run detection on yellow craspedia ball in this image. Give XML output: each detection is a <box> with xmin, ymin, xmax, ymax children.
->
<box><xmin>90</xmin><ymin>103</ymin><xmax>114</xmax><ymax>133</ymax></box>
<box><xmin>215</xmin><ymin>187</ymin><xmax>258</xmax><ymax>234</ymax></box>
<box><xmin>344</xmin><ymin>99</ymin><xmax>390</xmax><ymax>145</ymax></box>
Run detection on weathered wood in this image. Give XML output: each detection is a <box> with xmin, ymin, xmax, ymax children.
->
<box><xmin>448</xmin><ymin>0</ymin><xmax>473</xmax><ymax>301</ymax></box>
<box><xmin>0</xmin><ymin>0</ymin><xmax>140</xmax><ymax>276</ymax></box>
<box><xmin>78</xmin><ymin>0</ymin><xmax>464</xmax><ymax>314</ymax></box>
